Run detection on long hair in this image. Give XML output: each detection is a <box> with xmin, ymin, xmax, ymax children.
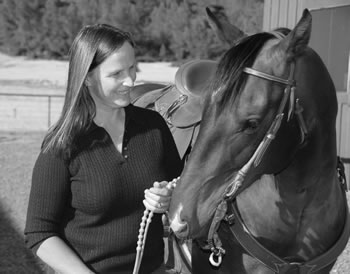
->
<box><xmin>42</xmin><ymin>24</ymin><xmax>135</xmax><ymax>159</ymax></box>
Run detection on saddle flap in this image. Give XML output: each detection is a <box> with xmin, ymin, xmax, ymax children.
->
<box><xmin>133</xmin><ymin>86</ymin><xmax>171</xmax><ymax>109</ymax></box>
<box><xmin>130</xmin><ymin>83</ymin><xmax>167</xmax><ymax>103</ymax></box>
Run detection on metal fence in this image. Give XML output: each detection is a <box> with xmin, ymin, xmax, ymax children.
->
<box><xmin>0</xmin><ymin>91</ymin><xmax>349</xmax><ymax>187</ymax></box>
<box><xmin>0</xmin><ymin>92</ymin><xmax>64</xmax><ymax>130</ymax></box>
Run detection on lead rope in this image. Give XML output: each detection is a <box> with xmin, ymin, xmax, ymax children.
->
<box><xmin>132</xmin><ymin>177</ymin><xmax>179</xmax><ymax>274</ymax></box>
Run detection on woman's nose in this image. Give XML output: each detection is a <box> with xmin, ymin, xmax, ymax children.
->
<box><xmin>122</xmin><ymin>71</ymin><xmax>136</xmax><ymax>87</ymax></box>
<box><xmin>122</xmin><ymin>76</ymin><xmax>134</xmax><ymax>87</ymax></box>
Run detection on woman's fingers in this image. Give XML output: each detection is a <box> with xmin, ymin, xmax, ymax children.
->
<box><xmin>145</xmin><ymin>187</ymin><xmax>172</xmax><ymax>198</ymax></box>
<box><xmin>143</xmin><ymin>199</ymin><xmax>158</xmax><ymax>212</ymax></box>
<box><xmin>144</xmin><ymin>188</ymin><xmax>171</xmax><ymax>213</ymax></box>
<box><xmin>153</xmin><ymin>181</ymin><xmax>168</xmax><ymax>188</ymax></box>
<box><xmin>143</xmin><ymin>199</ymin><xmax>168</xmax><ymax>213</ymax></box>
<box><xmin>144</xmin><ymin>189</ymin><xmax>170</xmax><ymax>205</ymax></box>
<box><xmin>143</xmin><ymin>180</ymin><xmax>175</xmax><ymax>213</ymax></box>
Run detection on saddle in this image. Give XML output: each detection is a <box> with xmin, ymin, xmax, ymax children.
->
<box><xmin>130</xmin><ymin>82</ymin><xmax>167</xmax><ymax>102</ymax></box>
<box><xmin>133</xmin><ymin>59</ymin><xmax>217</xmax><ymax>160</ymax></box>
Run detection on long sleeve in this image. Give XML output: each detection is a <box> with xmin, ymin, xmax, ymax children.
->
<box><xmin>24</xmin><ymin>105</ymin><xmax>179</xmax><ymax>273</ymax></box>
<box><xmin>158</xmin><ymin>114</ymin><xmax>184</xmax><ymax>179</ymax></box>
<box><xmin>25</xmin><ymin>151</ymin><xmax>70</xmax><ymax>253</ymax></box>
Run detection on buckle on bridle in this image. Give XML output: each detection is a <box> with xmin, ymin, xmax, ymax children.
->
<box><xmin>209</xmin><ymin>246</ymin><xmax>226</xmax><ymax>267</ymax></box>
<box><xmin>337</xmin><ymin>157</ymin><xmax>348</xmax><ymax>191</ymax></box>
<box><xmin>224</xmin><ymin>213</ymin><xmax>235</xmax><ymax>225</ymax></box>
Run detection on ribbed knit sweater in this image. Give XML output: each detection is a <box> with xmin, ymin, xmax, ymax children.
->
<box><xmin>24</xmin><ymin>105</ymin><xmax>183</xmax><ymax>274</ymax></box>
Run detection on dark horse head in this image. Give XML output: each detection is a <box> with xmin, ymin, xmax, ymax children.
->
<box><xmin>169</xmin><ymin>8</ymin><xmax>349</xmax><ymax>273</ymax></box>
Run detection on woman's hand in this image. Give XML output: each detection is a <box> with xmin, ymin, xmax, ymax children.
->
<box><xmin>143</xmin><ymin>181</ymin><xmax>172</xmax><ymax>213</ymax></box>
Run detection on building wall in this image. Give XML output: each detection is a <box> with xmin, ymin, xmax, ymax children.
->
<box><xmin>263</xmin><ymin>0</ymin><xmax>304</xmax><ymax>30</ymax></box>
<box><xmin>263</xmin><ymin>0</ymin><xmax>350</xmax><ymax>185</ymax></box>
<box><xmin>263</xmin><ymin>0</ymin><xmax>350</xmax><ymax>31</ymax></box>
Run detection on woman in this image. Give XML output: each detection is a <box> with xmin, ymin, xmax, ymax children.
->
<box><xmin>25</xmin><ymin>24</ymin><xmax>182</xmax><ymax>274</ymax></box>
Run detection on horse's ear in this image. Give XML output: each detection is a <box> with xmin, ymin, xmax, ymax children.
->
<box><xmin>206</xmin><ymin>7</ymin><xmax>246</xmax><ymax>46</ymax></box>
<box><xmin>277</xmin><ymin>9</ymin><xmax>312</xmax><ymax>60</ymax></box>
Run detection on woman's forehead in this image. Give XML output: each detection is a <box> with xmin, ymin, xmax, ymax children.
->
<box><xmin>100</xmin><ymin>42</ymin><xmax>135</xmax><ymax>71</ymax></box>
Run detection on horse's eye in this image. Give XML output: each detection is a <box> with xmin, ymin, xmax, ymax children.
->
<box><xmin>244</xmin><ymin>119</ymin><xmax>260</xmax><ymax>134</ymax></box>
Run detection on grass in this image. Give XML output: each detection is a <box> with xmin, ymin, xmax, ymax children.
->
<box><xmin>0</xmin><ymin>131</ymin><xmax>349</xmax><ymax>273</ymax></box>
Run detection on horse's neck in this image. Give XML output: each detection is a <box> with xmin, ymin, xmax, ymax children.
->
<box><xmin>240</xmin><ymin>139</ymin><xmax>341</xmax><ymax>216</ymax></box>
<box><xmin>237</xmin><ymin>151</ymin><xmax>346</xmax><ymax>259</ymax></box>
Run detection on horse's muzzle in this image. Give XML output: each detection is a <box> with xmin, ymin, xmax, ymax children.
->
<box><xmin>169</xmin><ymin>210</ymin><xmax>189</xmax><ymax>239</ymax></box>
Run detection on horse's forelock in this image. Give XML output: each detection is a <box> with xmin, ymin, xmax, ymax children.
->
<box><xmin>211</xmin><ymin>32</ymin><xmax>276</xmax><ymax>111</ymax></box>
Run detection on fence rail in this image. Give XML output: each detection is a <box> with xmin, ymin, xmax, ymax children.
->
<box><xmin>0</xmin><ymin>92</ymin><xmax>64</xmax><ymax>130</ymax></box>
<box><xmin>0</xmin><ymin>91</ymin><xmax>349</xmax><ymax>187</ymax></box>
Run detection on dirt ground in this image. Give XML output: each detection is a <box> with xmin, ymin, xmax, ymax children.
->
<box><xmin>0</xmin><ymin>131</ymin><xmax>349</xmax><ymax>273</ymax></box>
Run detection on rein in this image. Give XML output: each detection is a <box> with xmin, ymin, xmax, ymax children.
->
<box><xmin>226</xmin><ymin>188</ymin><xmax>350</xmax><ymax>273</ymax></box>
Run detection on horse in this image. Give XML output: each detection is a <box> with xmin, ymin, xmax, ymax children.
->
<box><xmin>168</xmin><ymin>8</ymin><xmax>350</xmax><ymax>274</ymax></box>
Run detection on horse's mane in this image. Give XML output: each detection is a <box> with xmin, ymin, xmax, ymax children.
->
<box><xmin>212</xmin><ymin>31</ymin><xmax>279</xmax><ymax>111</ymax></box>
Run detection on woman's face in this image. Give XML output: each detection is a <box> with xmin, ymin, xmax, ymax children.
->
<box><xmin>87</xmin><ymin>42</ymin><xmax>136</xmax><ymax>109</ymax></box>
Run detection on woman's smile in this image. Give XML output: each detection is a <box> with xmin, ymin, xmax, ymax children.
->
<box><xmin>117</xmin><ymin>88</ymin><xmax>131</xmax><ymax>95</ymax></box>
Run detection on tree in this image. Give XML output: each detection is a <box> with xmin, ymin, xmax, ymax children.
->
<box><xmin>0</xmin><ymin>0</ymin><xmax>263</xmax><ymax>60</ymax></box>
<box><xmin>42</xmin><ymin>0</ymin><xmax>72</xmax><ymax>58</ymax></box>
<box><xmin>147</xmin><ymin>0</ymin><xmax>226</xmax><ymax>61</ymax></box>
<box><xmin>0</xmin><ymin>0</ymin><xmax>20</xmax><ymax>53</ymax></box>
<box><xmin>229</xmin><ymin>0</ymin><xmax>264</xmax><ymax>34</ymax></box>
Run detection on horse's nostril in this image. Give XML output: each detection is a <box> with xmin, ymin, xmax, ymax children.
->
<box><xmin>170</xmin><ymin>213</ymin><xmax>189</xmax><ymax>238</ymax></box>
<box><xmin>172</xmin><ymin>220</ymin><xmax>188</xmax><ymax>233</ymax></box>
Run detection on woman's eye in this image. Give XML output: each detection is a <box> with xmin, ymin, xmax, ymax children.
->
<box><xmin>108</xmin><ymin>71</ymin><xmax>121</xmax><ymax>78</ymax></box>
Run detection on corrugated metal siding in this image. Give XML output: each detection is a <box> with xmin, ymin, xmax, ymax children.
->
<box><xmin>263</xmin><ymin>0</ymin><xmax>350</xmax><ymax>186</ymax></box>
<box><xmin>263</xmin><ymin>0</ymin><xmax>304</xmax><ymax>31</ymax></box>
<box><xmin>337</xmin><ymin>95</ymin><xmax>350</xmax><ymax>184</ymax></box>
<box><xmin>263</xmin><ymin>0</ymin><xmax>350</xmax><ymax>31</ymax></box>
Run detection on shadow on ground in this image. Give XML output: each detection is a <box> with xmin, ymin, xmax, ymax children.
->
<box><xmin>0</xmin><ymin>202</ymin><xmax>46</xmax><ymax>273</ymax></box>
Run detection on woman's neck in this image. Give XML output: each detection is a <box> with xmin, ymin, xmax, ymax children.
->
<box><xmin>94</xmin><ymin>106</ymin><xmax>125</xmax><ymax>128</ymax></box>
<box><xmin>94</xmin><ymin>106</ymin><xmax>126</xmax><ymax>153</ymax></box>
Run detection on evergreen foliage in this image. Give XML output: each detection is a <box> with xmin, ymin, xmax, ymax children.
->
<box><xmin>0</xmin><ymin>0</ymin><xmax>263</xmax><ymax>61</ymax></box>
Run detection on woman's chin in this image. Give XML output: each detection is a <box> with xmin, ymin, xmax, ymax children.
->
<box><xmin>111</xmin><ymin>96</ymin><xmax>131</xmax><ymax>107</ymax></box>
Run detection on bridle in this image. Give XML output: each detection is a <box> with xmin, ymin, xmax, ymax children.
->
<box><xmin>203</xmin><ymin>58</ymin><xmax>309</xmax><ymax>266</ymax></box>
<box><xmin>203</xmin><ymin>54</ymin><xmax>350</xmax><ymax>273</ymax></box>
<box><xmin>225</xmin><ymin>62</ymin><xmax>308</xmax><ymax>199</ymax></box>
<box><xmin>225</xmin><ymin>31</ymin><xmax>308</xmax><ymax>199</ymax></box>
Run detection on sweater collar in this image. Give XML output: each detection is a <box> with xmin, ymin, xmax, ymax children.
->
<box><xmin>125</xmin><ymin>104</ymin><xmax>144</xmax><ymax>126</ymax></box>
<box><xmin>88</xmin><ymin>104</ymin><xmax>144</xmax><ymax>133</ymax></box>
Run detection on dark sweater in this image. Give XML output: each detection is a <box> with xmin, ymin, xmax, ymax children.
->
<box><xmin>24</xmin><ymin>105</ymin><xmax>183</xmax><ymax>274</ymax></box>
